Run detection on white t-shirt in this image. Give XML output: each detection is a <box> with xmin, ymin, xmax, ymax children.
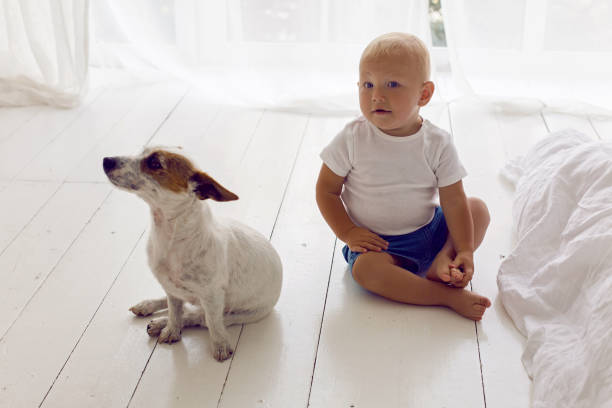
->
<box><xmin>320</xmin><ymin>116</ymin><xmax>467</xmax><ymax>236</ymax></box>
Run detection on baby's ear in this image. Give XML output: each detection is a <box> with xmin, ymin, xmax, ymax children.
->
<box><xmin>188</xmin><ymin>172</ymin><xmax>239</xmax><ymax>202</ymax></box>
<box><xmin>418</xmin><ymin>81</ymin><xmax>435</xmax><ymax>106</ymax></box>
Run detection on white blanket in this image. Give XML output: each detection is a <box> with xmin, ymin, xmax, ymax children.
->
<box><xmin>498</xmin><ymin>129</ymin><xmax>612</xmax><ymax>408</ymax></box>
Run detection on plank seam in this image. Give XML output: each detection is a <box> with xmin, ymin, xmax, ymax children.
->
<box><xmin>8</xmin><ymin>88</ymin><xmax>108</xmax><ymax>184</ymax></box>
<box><xmin>0</xmin><ymin>186</ymin><xmax>112</xmax><ymax>342</ymax></box>
<box><xmin>449</xmin><ymin>103</ymin><xmax>488</xmax><ymax>407</ymax></box>
<box><xmin>38</xmin><ymin>228</ymin><xmax>147</xmax><ymax>407</ymax></box>
<box><xmin>587</xmin><ymin>116</ymin><xmax>603</xmax><ymax>140</ymax></box>
<box><xmin>0</xmin><ymin>106</ymin><xmax>42</xmax><ymax>143</ymax></box>
<box><xmin>540</xmin><ymin>111</ymin><xmax>551</xmax><ymax>133</ymax></box>
<box><xmin>306</xmin><ymin>239</ymin><xmax>337</xmax><ymax>408</ymax></box>
<box><xmin>127</xmin><ymin>340</ymin><xmax>160</xmax><ymax>408</ymax></box>
<box><xmin>475</xmin><ymin>321</ymin><xmax>488</xmax><ymax>408</ymax></box>
<box><xmin>144</xmin><ymin>88</ymin><xmax>191</xmax><ymax>147</ymax></box>
<box><xmin>237</xmin><ymin>109</ymin><xmax>266</xmax><ymax>166</ymax></box>
<box><xmin>216</xmin><ymin>113</ymin><xmax>311</xmax><ymax>408</ymax></box>
<box><xmin>472</xmin><ymin>282</ymin><xmax>488</xmax><ymax>408</ymax></box>
<box><xmin>65</xmin><ymin>83</ymin><xmax>188</xmax><ymax>182</ymax></box>
<box><xmin>0</xmin><ymin>181</ymin><xmax>64</xmax><ymax>262</ymax></box>
<box><xmin>268</xmin><ymin>114</ymin><xmax>310</xmax><ymax>240</ymax></box>
<box><xmin>216</xmin><ymin>325</ymin><xmax>244</xmax><ymax>408</ymax></box>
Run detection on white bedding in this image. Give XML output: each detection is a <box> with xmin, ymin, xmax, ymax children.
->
<box><xmin>498</xmin><ymin>129</ymin><xmax>612</xmax><ymax>408</ymax></box>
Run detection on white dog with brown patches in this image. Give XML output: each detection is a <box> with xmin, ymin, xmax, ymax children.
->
<box><xmin>102</xmin><ymin>147</ymin><xmax>282</xmax><ymax>362</ymax></box>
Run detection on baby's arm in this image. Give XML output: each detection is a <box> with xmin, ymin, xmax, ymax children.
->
<box><xmin>439</xmin><ymin>180</ymin><xmax>475</xmax><ymax>285</ymax></box>
<box><xmin>316</xmin><ymin>164</ymin><xmax>388</xmax><ymax>252</ymax></box>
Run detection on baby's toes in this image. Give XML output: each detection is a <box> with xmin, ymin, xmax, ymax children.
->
<box><xmin>159</xmin><ymin>326</ymin><xmax>182</xmax><ymax>343</ymax></box>
<box><xmin>479</xmin><ymin>297</ymin><xmax>492</xmax><ymax>308</ymax></box>
<box><xmin>450</xmin><ymin>268</ymin><xmax>464</xmax><ymax>283</ymax></box>
<box><xmin>474</xmin><ymin>304</ymin><xmax>486</xmax><ymax>313</ymax></box>
<box><xmin>147</xmin><ymin>317</ymin><xmax>167</xmax><ymax>337</ymax></box>
<box><xmin>472</xmin><ymin>305</ymin><xmax>487</xmax><ymax>320</ymax></box>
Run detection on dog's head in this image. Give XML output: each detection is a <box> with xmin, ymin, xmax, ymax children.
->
<box><xmin>102</xmin><ymin>147</ymin><xmax>238</xmax><ymax>204</ymax></box>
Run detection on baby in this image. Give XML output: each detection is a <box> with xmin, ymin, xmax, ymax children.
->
<box><xmin>316</xmin><ymin>32</ymin><xmax>491</xmax><ymax>321</ymax></box>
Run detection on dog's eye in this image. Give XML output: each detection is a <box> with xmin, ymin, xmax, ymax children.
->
<box><xmin>147</xmin><ymin>154</ymin><xmax>162</xmax><ymax>170</ymax></box>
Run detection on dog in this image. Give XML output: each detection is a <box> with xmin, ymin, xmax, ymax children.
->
<box><xmin>102</xmin><ymin>147</ymin><xmax>283</xmax><ymax>361</ymax></box>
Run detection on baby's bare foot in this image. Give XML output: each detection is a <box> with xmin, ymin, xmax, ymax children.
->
<box><xmin>448</xmin><ymin>289</ymin><xmax>491</xmax><ymax>321</ymax></box>
<box><xmin>427</xmin><ymin>253</ymin><xmax>464</xmax><ymax>285</ymax></box>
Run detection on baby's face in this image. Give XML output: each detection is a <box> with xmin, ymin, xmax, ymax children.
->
<box><xmin>359</xmin><ymin>54</ymin><xmax>428</xmax><ymax>136</ymax></box>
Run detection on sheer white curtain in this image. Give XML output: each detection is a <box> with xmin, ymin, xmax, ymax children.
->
<box><xmin>443</xmin><ymin>0</ymin><xmax>612</xmax><ymax>114</ymax></box>
<box><xmin>5</xmin><ymin>1</ymin><xmax>611</xmax><ymax>114</ymax></box>
<box><xmin>0</xmin><ymin>0</ymin><xmax>89</xmax><ymax>108</ymax></box>
<box><xmin>90</xmin><ymin>0</ymin><xmax>431</xmax><ymax>113</ymax></box>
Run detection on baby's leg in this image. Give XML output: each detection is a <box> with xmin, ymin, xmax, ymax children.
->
<box><xmin>352</xmin><ymin>252</ymin><xmax>491</xmax><ymax>321</ymax></box>
<box><xmin>426</xmin><ymin>197</ymin><xmax>490</xmax><ymax>286</ymax></box>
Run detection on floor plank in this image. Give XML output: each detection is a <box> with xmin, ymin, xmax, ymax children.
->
<box><xmin>39</xmin><ymin>235</ymin><xmax>164</xmax><ymax>408</ymax></box>
<box><xmin>147</xmin><ymin>88</ymin><xmax>221</xmax><ymax>150</ymax></box>
<box><xmin>0</xmin><ymin>105</ymin><xmax>42</xmax><ymax>143</ymax></box>
<box><xmin>0</xmin><ymin>183</ymin><xmax>110</xmax><ymax>338</ymax></box>
<box><xmin>184</xmin><ymin>107</ymin><xmax>265</xmax><ymax>181</ymax></box>
<box><xmin>449</xmin><ymin>100</ymin><xmax>541</xmax><ymax>407</ymax></box>
<box><xmin>0</xmin><ymin>181</ymin><xmax>61</xmax><ymax>253</ymax></box>
<box><xmin>66</xmin><ymin>82</ymin><xmax>189</xmax><ymax>183</ymax></box>
<box><xmin>211</xmin><ymin>111</ymin><xmax>310</xmax><ymax>236</ymax></box>
<box><xmin>0</xmin><ymin>88</ymin><xmax>104</xmax><ymax>181</ymax></box>
<box><xmin>542</xmin><ymin>112</ymin><xmax>598</xmax><ymax>139</ymax></box>
<box><xmin>0</xmin><ymin>191</ymin><xmax>148</xmax><ymax>407</ymax></box>
<box><xmin>16</xmin><ymin>84</ymin><xmax>153</xmax><ymax>182</ymax></box>
<box><xmin>497</xmin><ymin>111</ymin><xmax>549</xmax><ymax>159</ymax></box>
<box><xmin>309</xmin><ymin>243</ymin><xmax>484</xmax><ymax>408</ymax></box>
<box><xmin>217</xmin><ymin>116</ymin><xmax>348</xmax><ymax>408</ymax></box>
<box><xmin>589</xmin><ymin>116</ymin><xmax>612</xmax><ymax>141</ymax></box>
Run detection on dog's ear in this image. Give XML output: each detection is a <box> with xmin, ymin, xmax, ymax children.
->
<box><xmin>189</xmin><ymin>172</ymin><xmax>239</xmax><ymax>202</ymax></box>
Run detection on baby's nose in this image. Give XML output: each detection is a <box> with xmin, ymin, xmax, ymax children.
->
<box><xmin>371</xmin><ymin>91</ymin><xmax>385</xmax><ymax>102</ymax></box>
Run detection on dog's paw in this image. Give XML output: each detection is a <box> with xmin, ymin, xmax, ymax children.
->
<box><xmin>146</xmin><ymin>317</ymin><xmax>167</xmax><ymax>337</ymax></box>
<box><xmin>130</xmin><ymin>301</ymin><xmax>157</xmax><ymax>316</ymax></box>
<box><xmin>159</xmin><ymin>326</ymin><xmax>182</xmax><ymax>343</ymax></box>
<box><xmin>212</xmin><ymin>341</ymin><xmax>234</xmax><ymax>362</ymax></box>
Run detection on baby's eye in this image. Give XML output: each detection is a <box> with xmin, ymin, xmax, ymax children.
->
<box><xmin>362</xmin><ymin>82</ymin><xmax>373</xmax><ymax>89</ymax></box>
<box><xmin>387</xmin><ymin>81</ymin><xmax>400</xmax><ymax>88</ymax></box>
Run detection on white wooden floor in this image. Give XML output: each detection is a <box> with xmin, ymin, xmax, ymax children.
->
<box><xmin>1</xmin><ymin>80</ymin><xmax>611</xmax><ymax>408</ymax></box>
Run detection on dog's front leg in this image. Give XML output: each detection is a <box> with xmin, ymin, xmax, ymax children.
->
<box><xmin>158</xmin><ymin>295</ymin><xmax>184</xmax><ymax>343</ymax></box>
<box><xmin>130</xmin><ymin>297</ymin><xmax>168</xmax><ymax>316</ymax></box>
<box><xmin>199</xmin><ymin>294</ymin><xmax>233</xmax><ymax>361</ymax></box>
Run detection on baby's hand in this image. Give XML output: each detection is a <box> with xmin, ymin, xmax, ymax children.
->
<box><xmin>342</xmin><ymin>227</ymin><xmax>388</xmax><ymax>253</ymax></box>
<box><xmin>449</xmin><ymin>251</ymin><xmax>474</xmax><ymax>288</ymax></box>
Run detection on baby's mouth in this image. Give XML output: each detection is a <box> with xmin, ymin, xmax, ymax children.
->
<box><xmin>373</xmin><ymin>109</ymin><xmax>391</xmax><ymax>114</ymax></box>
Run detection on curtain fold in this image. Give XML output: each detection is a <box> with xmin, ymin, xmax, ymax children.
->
<box><xmin>0</xmin><ymin>0</ymin><xmax>89</xmax><ymax>108</ymax></box>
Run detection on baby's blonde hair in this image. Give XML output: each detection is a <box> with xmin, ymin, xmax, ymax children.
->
<box><xmin>360</xmin><ymin>32</ymin><xmax>431</xmax><ymax>82</ymax></box>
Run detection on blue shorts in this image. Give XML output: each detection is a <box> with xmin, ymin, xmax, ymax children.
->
<box><xmin>342</xmin><ymin>206</ymin><xmax>449</xmax><ymax>277</ymax></box>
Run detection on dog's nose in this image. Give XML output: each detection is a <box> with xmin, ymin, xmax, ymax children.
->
<box><xmin>103</xmin><ymin>157</ymin><xmax>117</xmax><ymax>173</ymax></box>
